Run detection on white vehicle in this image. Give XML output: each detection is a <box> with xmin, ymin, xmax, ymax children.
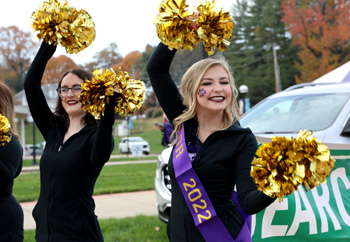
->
<box><xmin>240</xmin><ymin>82</ymin><xmax>350</xmax><ymax>143</ymax></box>
<box><xmin>24</xmin><ymin>144</ymin><xmax>44</xmax><ymax>156</ymax></box>
<box><xmin>118</xmin><ymin>136</ymin><xmax>150</xmax><ymax>155</ymax></box>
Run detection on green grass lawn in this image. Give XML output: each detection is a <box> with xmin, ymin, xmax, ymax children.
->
<box><xmin>23</xmin><ymin>215</ymin><xmax>168</xmax><ymax>242</ymax></box>
<box><xmin>21</xmin><ymin>116</ymin><xmax>166</xmax><ymax>156</ymax></box>
<box><xmin>14</xmin><ymin>163</ymin><xmax>157</xmax><ymax>203</ymax></box>
<box><xmin>22</xmin><ymin>156</ymin><xmax>158</xmax><ymax>167</ymax></box>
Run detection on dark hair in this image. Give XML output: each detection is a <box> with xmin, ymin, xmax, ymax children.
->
<box><xmin>53</xmin><ymin>69</ymin><xmax>96</xmax><ymax>130</ymax></box>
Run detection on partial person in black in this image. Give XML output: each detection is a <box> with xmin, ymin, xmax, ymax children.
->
<box><xmin>147</xmin><ymin>41</ymin><xmax>276</xmax><ymax>241</ymax></box>
<box><xmin>24</xmin><ymin>41</ymin><xmax>120</xmax><ymax>242</ymax></box>
<box><xmin>0</xmin><ymin>82</ymin><xmax>24</xmax><ymax>242</ymax></box>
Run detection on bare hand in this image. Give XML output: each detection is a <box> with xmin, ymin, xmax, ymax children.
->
<box><xmin>113</xmin><ymin>85</ymin><xmax>120</xmax><ymax>93</ymax></box>
<box><xmin>186</xmin><ymin>13</ymin><xmax>199</xmax><ymax>31</ymax></box>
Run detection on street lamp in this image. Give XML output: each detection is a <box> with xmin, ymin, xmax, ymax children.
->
<box><xmin>239</xmin><ymin>85</ymin><xmax>248</xmax><ymax>115</ymax></box>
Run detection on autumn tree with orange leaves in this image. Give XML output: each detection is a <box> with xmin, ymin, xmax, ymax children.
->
<box><xmin>41</xmin><ymin>55</ymin><xmax>78</xmax><ymax>85</ymax></box>
<box><xmin>0</xmin><ymin>26</ymin><xmax>38</xmax><ymax>91</ymax></box>
<box><xmin>282</xmin><ymin>0</ymin><xmax>350</xmax><ymax>83</ymax></box>
<box><xmin>111</xmin><ymin>51</ymin><xmax>142</xmax><ymax>79</ymax></box>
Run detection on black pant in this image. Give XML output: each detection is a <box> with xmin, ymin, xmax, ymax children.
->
<box><xmin>0</xmin><ymin>232</ymin><xmax>23</xmax><ymax>242</ymax></box>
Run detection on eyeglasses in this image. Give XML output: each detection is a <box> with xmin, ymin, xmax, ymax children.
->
<box><xmin>56</xmin><ymin>85</ymin><xmax>82</xmax><ymax>97</ymax></box>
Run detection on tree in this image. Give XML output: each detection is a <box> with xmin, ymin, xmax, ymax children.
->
<box><xmin>0</xmin><ymin>63</ymin><xmax>22</xmax><ymax>92</ymax></box>
<box><xmin>139</xmin><ymin>44</ymin><xmax>156</xmax><ymax>87</ymax></box>
<box><xmin>170</xmin><ymin>45</ymin><xmax>205</xmax><ymax>86</ymax></box>
<box><xmin>42</xmin><ymin>55</ymin><xmax>78</xmax><ymax>85</ymax></box>
<box><xmin>224</xmin><ymin>0</ymin><xmax>300</xmax><ymax>105</ymax></box>
<box><xmin>0</xmin><ymin>26</ymin><xmax>38</xmax><ymax>91</ymax></box>
<box><xmin>111</xmin><ymin>51</ymin><xmax>142</xmax><ymax>81</ymax></box>
<box><xmin>92</xmin><ymin>43</ymin><xmax>122</xmax><ymax>69</ymax></box>
<box><xmin>80</xmin><ymin>61</ymin><xmax>98</xmax><ymax>74</ymax></box>
<box><xmin>282</xmin><ymin>0</ymin><xmax>350</xmax><ymax>82</ymax></box>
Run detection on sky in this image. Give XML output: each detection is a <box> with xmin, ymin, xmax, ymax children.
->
<box><xmin>1</xmin><ymin>0</ymin><xmax>234</xmax><ymax>65</ymax></box>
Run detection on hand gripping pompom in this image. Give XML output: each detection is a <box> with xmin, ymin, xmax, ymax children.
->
<box><xmin>79</xmin><ymin>68</ymin><xmax>146</xmax><ymax>119</ymax></box>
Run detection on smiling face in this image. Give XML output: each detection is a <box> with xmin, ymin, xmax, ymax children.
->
<box><xmin>59</xmin><ymin>73</ymin><xmax>86</xmax><ymax>119</ymax></box>
<box><xmin>196</xmin><ymin>64</ymin><xmax>232</xmax><ymax>115</ymax></box>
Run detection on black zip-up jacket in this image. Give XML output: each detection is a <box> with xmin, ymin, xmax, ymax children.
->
<box><xmin>147</xmin><ymin>43</ymin><xmax>276</xmax><ymax>241</ymax></box>
<box><xmin>24</xmin><ymin>41</ymin><xmax>118</xmax><ymax>242</ymax></box>
<box><xmin>0</xmin><ymin>132</ymin><xmax>23</xmax><ymax>240</ymax></box>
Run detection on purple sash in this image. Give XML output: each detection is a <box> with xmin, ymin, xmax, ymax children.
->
<box><xmin>172</xmin><ymin>124</ymin><xmax>252</xmax><ymax>242</ymax></box>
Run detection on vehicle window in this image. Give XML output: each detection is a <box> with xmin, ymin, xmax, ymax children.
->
<box><xmin>128</xmin><ymin>137</ymin><xmax>143</xmax><ymax>142</ymax></box>
<box><xmin>241</xmin><ymin>93</ymin><xmax>350</xmax><ymax>133</ymax></box>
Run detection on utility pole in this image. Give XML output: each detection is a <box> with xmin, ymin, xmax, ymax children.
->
<box><xmin>273</xmin><ymin>43</ymin><xmax>282</xmax><ymax>92</ymax></box>
<box><xmin>32</xmin><ymin>122</ymin><xmax>38</xmax><ymax>165</ymax></box>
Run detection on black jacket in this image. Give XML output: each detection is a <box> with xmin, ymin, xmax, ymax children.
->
<box><xmin>0</xmin><ymin>132</ymin><xmax>23</xmax><ymax>239</ymax></box>
<box><xmin>147</xmin><ymin>43</ymin><xmax>276</xmax><ymax>241</ymax></box>
<box><xmin>24</xmin><ymin>41</ymin><xmax>117</xmax><ymax>242</ymax></box>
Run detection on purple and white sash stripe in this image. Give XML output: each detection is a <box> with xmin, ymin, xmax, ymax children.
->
<box><xmin>172</xmin><ymin>124</ymin><xmax>252</xmax><ymax>242</ymax></box>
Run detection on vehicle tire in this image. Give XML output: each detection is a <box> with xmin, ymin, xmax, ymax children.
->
<box><xmin>143</xmin><ymin>151</ymin><xmax>149</xmax><ymax>155</ymax></box>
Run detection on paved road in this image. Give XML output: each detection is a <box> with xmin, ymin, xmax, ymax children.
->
<box><xmin>20</xmin><ymin>156</ymin><xmax>160</xmax><ymax>230</ymax></box>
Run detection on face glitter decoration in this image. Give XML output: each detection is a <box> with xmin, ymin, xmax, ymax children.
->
<box><xmin>198</xmin><ymin>88</ymin><xmax>207</xmax><ymax>97</ymax></box>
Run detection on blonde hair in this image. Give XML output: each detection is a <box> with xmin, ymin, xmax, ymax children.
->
<box><xmin>170</xmin><ymin>58</ymin><xmax>240</xmax><ymax>143</ymax></box>
<box><xmin>0</xmin><ymin>82</ymin><xmax>19</xmax><ymax>140</ymax></box>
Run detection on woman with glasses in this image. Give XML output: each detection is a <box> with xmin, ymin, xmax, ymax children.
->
<box><xmin>0</xmin><ymin>82</ymin><xmax>23</xmax><ymax>242</ymax></box>
<box><xmin>24</xmin><ymin>41</ymin><xmax>119</xmax><ymax>242</ymax></box>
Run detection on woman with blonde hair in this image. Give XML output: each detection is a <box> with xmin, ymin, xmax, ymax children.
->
<box><xmin>0</xmin><ymin>82</ymin><xmax>23</xmax><ymax>242</ymax></box>
<box><xmin>147</xmin><ymin>42</ymin><xmax>276</xmax><ymax>241</ymax></box>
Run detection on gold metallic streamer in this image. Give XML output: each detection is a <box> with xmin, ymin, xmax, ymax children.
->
<box><xmin>250</xmin><ymin>130</ymin><xmax>335</xmax><ymax>202</ymax></box>
<box><xmin>79</xmin><ymin>68</ymin><xmax>146</xmax><ymax>119</ymax></box>
<box><xmin>154</xmin><ymin>0</ymin><xmax>234</xmax><ymax>55</ymax></box>
<box><xmin>31</xmin><ymin>0</ymin><xmax>96</xmax><ymax>54</ymax></box>
<box><xmin>0</xmin><ymin>114</ymin><xmax>12</xmax><ymax>146</ymax></box>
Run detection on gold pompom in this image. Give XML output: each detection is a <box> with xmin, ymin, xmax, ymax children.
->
<box><xmin>79</xmin><ymin>68</ymin><xmax>145</xmax><ymax>119</ymax></box>
<box><xmin>154</xmin><ymin>0</ymin><xmax>234</xmax><ymax>55</ymax></box>
<box><xmin>0</xmin><ymin>114</ymin><xmax>12</xmax><ymax>146</ymax></box>
<box><xmin>196</xmin><ymin>1</ymin><xmax>234</xmax><ymax>55</ymax></box>
<box><xmin>250</xmin><ymin>130</ymin><xmax>335</xmax><ymax>202</ymax></box>
<box><xmin>31</xmin><ymin>0</ymin><xmax>96</xmax><ymax>54</ymax></box>
<box><xmin>114</xmin><ymin>70</ymin><xmax>146</xmax><ymax>118</ymax></box>
<box><xmin>154</xmin><ymin>0</ymin><xmax>198</xmax><ymax>51</ymax></box>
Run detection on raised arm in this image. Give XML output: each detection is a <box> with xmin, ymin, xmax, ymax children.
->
<box><xmin>235</xmin><ymin>132</ymin><xmax>276</xmax><ymax>214</ymax></box>
<box><xmin>146</xmin><ymin>43</ymin><xmax>185</xmax><ymax>124</ymax></box>
<box><xmin>24</xmin><ymin>41</ymin><xmax>57</xmax><ymax>139</ymax></box>
<box><xmin>90</xmin><ymin>93</ymin><xmax>121</xmax><ymax>165</ymax></box>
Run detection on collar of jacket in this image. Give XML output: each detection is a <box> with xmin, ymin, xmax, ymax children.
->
<box><xmin>186</xmin><ymin>118</ymin><xmax>252</xmax><ymax>136</ymax></box>
<box><xmin>56</xmin><ymin>123</ymin><xmax>96</xmax><ymax>144</ymax></box>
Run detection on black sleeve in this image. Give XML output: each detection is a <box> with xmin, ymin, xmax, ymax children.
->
<box><xmin>0</xmin><ymin>136</ymin><xmax>23</xmax><ymax>191</ymax></box>
<box><xmin>235</xmin><ymin>133</ymin><xmax>276</xmax><ymax>214</ymax></box>
<box><xmin>90</xmin><ymin>92</ymin><xmax>121</xmax><ymax>165</ymax></box>
<box><xmin>24</xmin><ymin>41</ymin><xmax>57</xmax><ymax>140</ymax></box>
<box><xmin>146</xmin><ymin>42</ymin><xmax>185</xmax><ymax>124</ymax></box>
